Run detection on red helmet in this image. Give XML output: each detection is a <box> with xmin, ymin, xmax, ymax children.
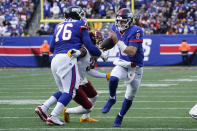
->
<box><xmin>89</xmin><ymin>30</ymin><xmax>104</xmax><ymax>45</ymax></box>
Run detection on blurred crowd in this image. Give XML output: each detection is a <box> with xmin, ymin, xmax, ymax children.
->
<box><xmin>0</xmin><ymin>0</ymin><xmax>39</xmax><ymax>36</ymax></box>
<box><xmin>0</xmin><ymin>0</ymin><xmax>196</xmax><ymax>36</ymax></box>
<box><xmin>42</xmin><ymin>0</ymin><xmax>197</xmax><ymax>35</ymax></box>
<box><xmin>136</xmin><ymin>0</ymin><xmax>197</xmax><ymax>35</ymax></box>
<box><xmin>43</xmin><ymin>0</ymin><xmax>131</xmax><ymax>19</ymax></box>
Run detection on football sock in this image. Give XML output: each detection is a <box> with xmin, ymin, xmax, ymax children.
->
<box><xmin>51</xmin><ymin>93</ymin><xmax>72</xmax><ymax>116</ymax></box>
<box><xmin>109</xmin><ymin>76</ymin><xmax>119</xmax><ymax>98</ymax></box>
<box><xmin>82</xmin><ymin>113</ymin><xmax>90</xmax><ymax>119</ymax></box>
<box><xmin>119</xmin><ymin>98</ymin><xmax>133</xmax><ymax>116</ymax></box>
<box><xmin>89</xmin><ymin>95</ymin><xmax>98</xmax><ymax>105</ymax></box>
<box><xmin>66</xmin><ymin>106</ymin><xmax>91</xmax><ymax>114</ymax></box>
<box><xmin>51</xmin><ymin>102</ymin><xmax>65</xmax><ymax>116</ymax></box>
<box><xmin>42</xmin><ymin>91</ymin><xmax>62</xmax><ymax>109</ymax></box>
<box><xmin>43</xmin><ymin>96</ymin><xmax>57</xmax><ymax>109</ymax></box>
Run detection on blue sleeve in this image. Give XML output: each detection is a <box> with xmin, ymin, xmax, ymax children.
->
<box><xmin>49</xmin><ymin>34</ymin><xmax>55</xmax><ymax>52</ymax></box>
<box><xmin>49</xmin><ymin>25</ymin><xmax>58</xmax><ymax>52</ymax></box>
<box><xmin>81</xmin><ymin>29</ymin><xmax>101</xmax><ymax>57</ymax></box>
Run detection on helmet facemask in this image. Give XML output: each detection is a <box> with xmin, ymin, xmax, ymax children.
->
<box><xmin>115</xmin><ymin>16</ymin><xmax>132</xmax><ymax>32</ymax></box>
<box><xmin>78</xmin><ymin>10</ymin><xmax>87</xmax><ymax>22</ymax></box>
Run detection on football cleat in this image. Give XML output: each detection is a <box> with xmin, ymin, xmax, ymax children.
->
<box><xmin>113</xmin><ymin>114</ymin><xmax>123</xmax><ymax>127</ymax></box>
<box><xmin>62</xmin><ymin>107</ymin><xmax>70</xmax><ymax>123</ymax></box>
<box><xmin>80</xmin><ymin>117</ymin><xmax>99</xmax><ymax>122</ymax></box>
<box><xmin>189</xmin><ymin>104</ymin><xmax>197</xmax><ymax>120</ymax></box>
<box><xmin>46</xmin><ymin>115</ymin><xmax>65</xmax><ymax>126</ymax></box>
<box><xmin>102</xmin><ymin>98</ymin><xmax>116</xmax><ymax>113</ymax></box>
<box><xmin>35</xmin><ymin>106</ymin><xmax>48</xmax><ymax>122</ymax></box>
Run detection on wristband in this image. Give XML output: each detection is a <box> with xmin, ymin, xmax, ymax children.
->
<box><xmin>117</xmin><ymin>41</ymin><xmax>127</xmax><ymax>52</ymax></box>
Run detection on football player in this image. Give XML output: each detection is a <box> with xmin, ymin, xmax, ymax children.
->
<box><xmin>62</xmin><ymin>31</ymin><xmax>110</xmax><ymax>123</ymax></box>
<box><xmin>101</xmin><ymin>8</ymin><xmax>144</xmax><ymax>127</ymax></box>
<box><xmin>34</xmin><ymin>6</ymin><xmax>107</xmax><ymax>126</ymax></box>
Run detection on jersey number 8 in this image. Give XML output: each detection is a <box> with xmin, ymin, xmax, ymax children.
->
<box><xmin>55</xmin><ymin>23</ymin><xmax>73</xmax><ymax>42</ymax></box>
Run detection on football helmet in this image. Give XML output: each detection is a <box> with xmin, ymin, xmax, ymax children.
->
<box><xmin>89</xmin><ymin>30</ymin><xmax>104</xmax><ymax>46</ymax></box>
<box><xmin>64</xmin><ymin>6</ymin><xmax>86</xmax><ymax>21</ymax></box>
<box><xmin>115</xmin><ymin>8</ymin><xmax>133</xmax><ymax>31</ymax></box>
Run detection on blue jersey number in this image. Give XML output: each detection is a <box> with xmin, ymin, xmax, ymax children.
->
<box><xmin>55</xmin><ymin>23</ymin><xmax>73</xmax><ymax>42</ymax></box>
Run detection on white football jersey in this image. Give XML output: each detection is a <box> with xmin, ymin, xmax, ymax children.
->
<box><xmin>77</xmin><ymin>49</ymin><xmax>91</xmax><ymax>85</ymax></box>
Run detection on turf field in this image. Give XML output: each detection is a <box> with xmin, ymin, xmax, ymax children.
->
<box><xmin>0</xmin><ymin>67</ymin><xmax>197</xmax><ymax>131</ymax></box>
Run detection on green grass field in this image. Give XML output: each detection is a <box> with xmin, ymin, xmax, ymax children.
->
<box><xmin>0</xmin><ymin>67</ymin><xmax>197</xmax><ymax>131</ymax></box>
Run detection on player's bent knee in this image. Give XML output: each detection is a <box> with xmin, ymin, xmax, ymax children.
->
<box><xmin>52</xmin><ymin>91</ymin><xmax>62</xmax><ymax>100</ymax></box>
<box><xmin>109</xmin><ymin>76</ymin><xmax>119</xmax><ymax>82</ymax></box>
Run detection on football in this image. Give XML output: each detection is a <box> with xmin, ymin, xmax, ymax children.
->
<box><xmin>100</xmin><ymin>38</ymin><xmax>115</xmax><ymax>50</ymax></box>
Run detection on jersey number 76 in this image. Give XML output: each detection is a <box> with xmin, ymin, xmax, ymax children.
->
<box><xmin>55</xmin><ymin>23</ymin><xmax>73</xmax><ymax>42</ymax></box>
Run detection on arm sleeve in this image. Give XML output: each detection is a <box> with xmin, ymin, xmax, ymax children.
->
<box><xmin>87</xmin><ymin>69</ymin><xmax>106</xmax><ymax>78</ymax></box>
<box><xmin>81</xmin><ymin>29</ymin><xmax>101</xmax><ymax>57</ymax></box>
<box><xmin>49</xmin><ymin>34</ymin><xmax>55</xmax><ymax>53</ymax></box>
<box><xmin>49</xmin><ymin>25</ymin><xmax>58</xmax><ymax>52</ymax></box>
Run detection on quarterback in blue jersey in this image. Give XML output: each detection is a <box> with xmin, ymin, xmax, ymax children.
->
<box><xmin>101</xmin><ymin>8</ymin><xmax>144</xmax><ymax>127</ymax></box>
<box><xmin>35</xmin><ymin>6</ymin><xmax>106</xmax><ymax>126</ymax></box>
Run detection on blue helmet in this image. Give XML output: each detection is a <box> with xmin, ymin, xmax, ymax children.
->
<box><xmin>115</xmin><ymin>8</ymin><xmax>133</xmax><ymax>31</ymax></box>
<box><xmin>64</xmin><ymin>6</ymin><xmax>86</xmax><ymax>21</ymax></box>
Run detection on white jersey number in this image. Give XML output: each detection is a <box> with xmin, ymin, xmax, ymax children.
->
<box><xmin>55</xmin><ymin>23</ymin><xmax>73</xmax><ymax>42</ymax></box>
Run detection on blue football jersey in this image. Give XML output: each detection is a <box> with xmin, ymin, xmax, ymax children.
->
<box><xmin>112</xmin><ymin>24</ymin><xmax>144</xmax><ymax>67</ymax></box>
<box><xmin>50</xmin><ymin>19</ymin><xmax>101</xmax><ymax>57</ymax></box>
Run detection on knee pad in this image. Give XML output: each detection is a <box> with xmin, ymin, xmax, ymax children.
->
<box><xmin>58</xmin><ymin>92</ymin><xmax>72</xmax><ymax>106</ymax></box>
<box><xmin>109</xmin><ymin>76</ymin><xmax>119</xmax><ymax>88</ymax></box>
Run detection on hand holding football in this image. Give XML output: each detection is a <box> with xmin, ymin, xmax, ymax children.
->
<box><xmin>100</xmin><ymin>38</ymin><xmax>115</xmax><ymax>50</ymax></box>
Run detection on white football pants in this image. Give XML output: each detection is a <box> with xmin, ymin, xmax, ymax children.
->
<box><xmin>111</xmin><ymin>65</ymin><xmax>143</xmax><ymax>100</ymax></box>
<box><xmin>51</xmin><ymin>54</ymin><xmax>80</xmax><ymax>98</ymax></box>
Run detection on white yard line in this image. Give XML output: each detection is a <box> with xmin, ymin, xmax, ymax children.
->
<box><xmin>0</xmin><ymin>116</ymin><xmax>191</xmax><ymax>119</ymax></box>
<box><xmin>0</xmin><ymin>95</ymin><xmax>197</xmax><ymax>98</ymax></box>
<box><xmin>0</xmin><ymin>107</ymin><xmax>190</xmax><ymax>110</ymax></box>
<box><xmin>0</xmin><ymin>128</ymin><xmax>197</xmax><ymax>131</ymax></box>
<box><xmin>0</xmin><ymin>100</ymin><xmax>196</xmax><ymax>104</ymax></box>
<box><xmin>1</xmin><ymin>91</ymin><xmax>196</xmax><ymax>94</ymax></box>
<box><xmin>161</xmin><ymin>79</ymin><xmax>197</xmax><ymax>82</ymax></box>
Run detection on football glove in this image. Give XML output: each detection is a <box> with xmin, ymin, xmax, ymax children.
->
<box><xmin>106</xmin><ymin>72</ymin><xmax>111</xmax><ymax>81</ymax></box>
<box><xmin>67</xmin><ymin>49</ymin><xmax>81</xmax><ymax>58</ymax></box>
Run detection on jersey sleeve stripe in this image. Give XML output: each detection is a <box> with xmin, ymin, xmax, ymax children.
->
<box><xmin>129</xmin><ymin>40</ymin><xmax>143</xmax><ymax>42</ymax></box>
<box><xmin>80</xmin><ymin>25</ymin><xmax>89</xmax><ymax>32</ymax></box>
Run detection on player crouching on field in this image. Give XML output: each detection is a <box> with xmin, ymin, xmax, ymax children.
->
<box><xmin>62</xmin><ymin>30</ymin><xmax>110</xmax><ymax>123</ymax></box>
<box><xmin>100</xmin><ymin>8</ymin><xmax>144</xmax><ymax>127</ymax></box>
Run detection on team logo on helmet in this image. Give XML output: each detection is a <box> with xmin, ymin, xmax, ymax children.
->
<box><xmin>115</xmin><ymin>8</ymin><xmax>133</xmax><ymax>31</ymax></box>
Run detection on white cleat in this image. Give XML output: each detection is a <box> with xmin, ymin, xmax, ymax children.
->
<box><xmin>35</xmin><ymin>106</ymin><xmax>48</xmax><ymax>122</ymax></box>
<box><xmin>46</xmin><ymin>115</ymin><xmax>65</xmax><ymax>126</ymax></box>
<box><xmin>189</xmin><ymin>104</ymin><xmax>197</xmax><ymax>120</ymax></box>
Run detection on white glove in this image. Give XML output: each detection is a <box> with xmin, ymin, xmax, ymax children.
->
<box><xmin>100</xmin><ymin>53</ymin><xmax>108</xmax><ymax>62</ymax></box>
<box><xmin>68</xmin><ymin>49</ymin><xmax>81</xmax><ymax>58</ymax></box>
